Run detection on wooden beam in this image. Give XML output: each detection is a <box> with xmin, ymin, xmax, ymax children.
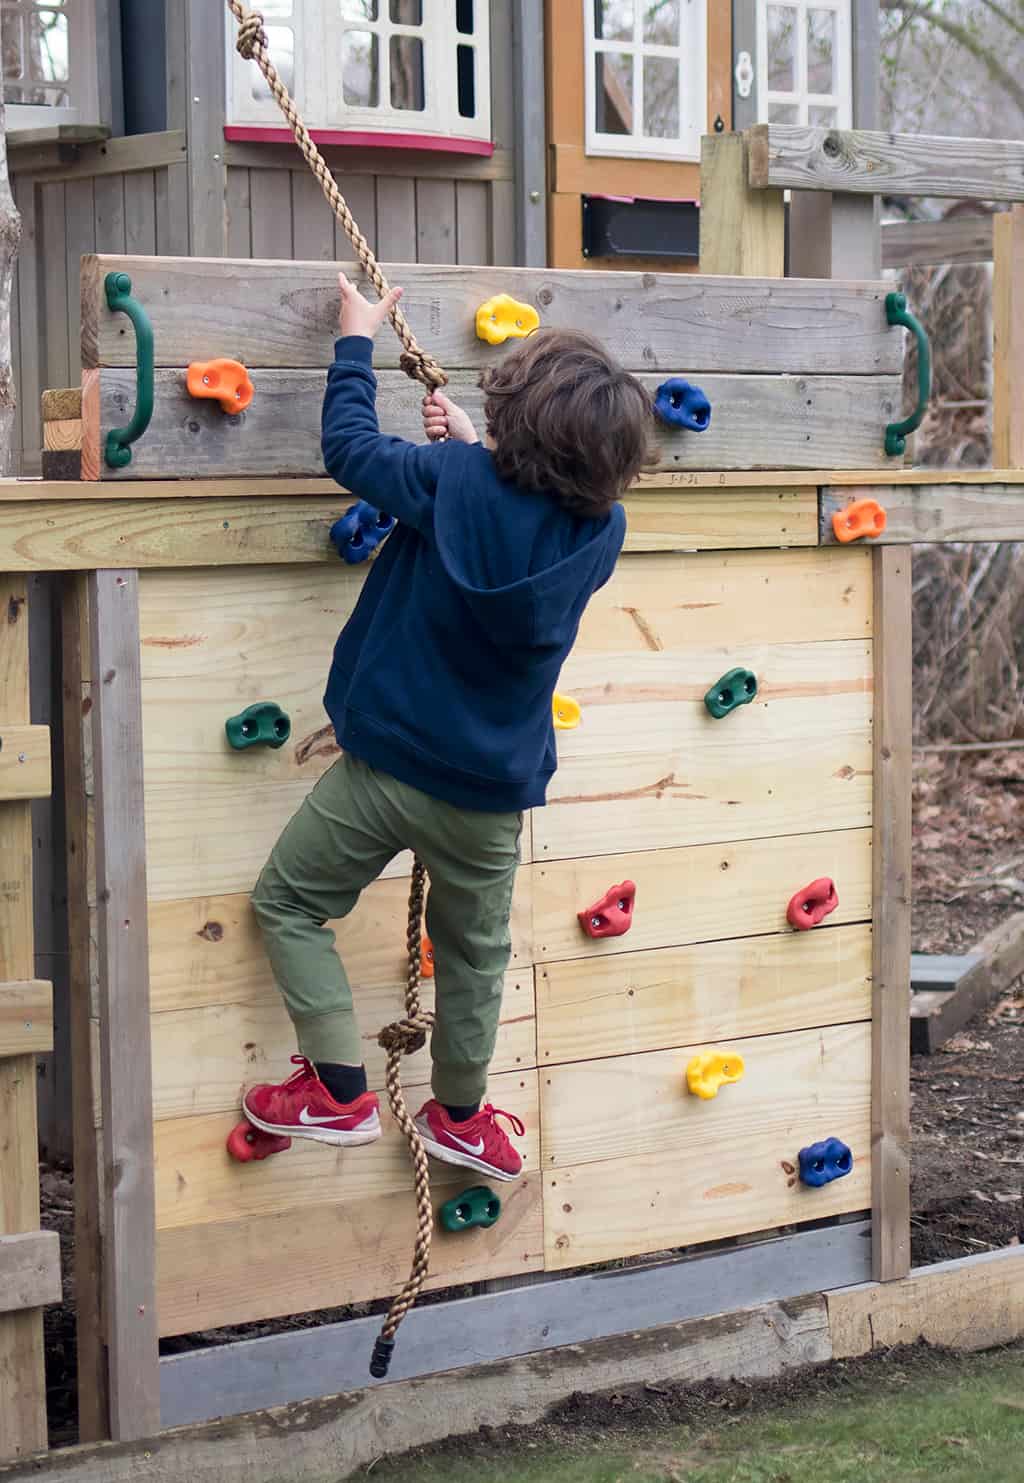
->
<box><xmin>749</xmin><ymin>123</ymin><xmax>1024</xmax><ymax>202</ymax></box>
<box><xmin>870</xmin><ymin>547</ymin><xmax>911</xmax><ymax>1283</ymax></box>
<box><xmin>994</xmin><ymin>207</ymin><xmax>1024</xmax><ymax>471</ymax></box>
<box><xmin>882</xmin><ymin>215</ymin><xmax>994</xmax><ymax>269</ymax></box>
<box><xmin>822</xmin><ymin>482</ymin><xmax>1024</xmax><ymax>543</ymax></box>
<box><xmin>0</xmin><ymin>573</ymin><xmax>47</xmax><ymax>1462</ymax></box>
<box><xmin>83</xmin><ymin>366</ymin><xmax>902</xmax><ymax>480</ymax></box>
<box><xmin>41</xmin><ymin>387</ymin><xmax>82</xmax><ymax>422</ymax></box>
<box><xmin>0</xmin><ymin>1230</ymin><xmax>61</xmax><ymax>1314</ymax></box>
<box><xmin>699</xmin><ymin>133</ymin><xmax>784</xmax><ymax>276</ymax></box>
<box><xmin>80</xmin><ymin>254</ymin><xmax>899</xmax><ymax>375</ymax></box>
<box><xmin>789</xmin><ymin>194</ymin><xmax>880</xmax><ymax>280</ymax></box>
<box><xmin>183</xmin><ymin>0</ymin><xmax>226</xmax><ymax>257</ymax></box>
<box><xmin>88</xmin><ymin>569</ymin><xmax>160</xmax><ymax>1439</ymax></box>
<box><xmin>0</xmin><ymin>980</ymin><xmax>52</xmax><ymax>1056</ymax></box>
<box><xmin>910</xmin><ymin>911</ymin><xmax>1024</xmax><ymax>1055</ymax></box>
<box><xmin>0</xmin><ymin>724</ymin><xmax>50</xmax><ymax>802</ymax></box>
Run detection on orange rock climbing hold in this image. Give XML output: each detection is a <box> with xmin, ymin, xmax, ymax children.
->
<box><xmin>186</xmin><ymin>358</ymin><xmax>255</xmax><ymax>413</ymax></box>
<box><xmin>832</xmin><ymin>497</ymin><xmax>887</xmax><ymax>544</ymax></box>
<box><xmin>420</xmin><ymin>933</ymin><xmax>435</xmax><ymax>980</ymax></box>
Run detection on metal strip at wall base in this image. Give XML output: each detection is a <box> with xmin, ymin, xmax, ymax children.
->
<box><xmin>159</xmin><ymin>1218</ymin><xmax>872</xmax><ymax>1428</ymax></box>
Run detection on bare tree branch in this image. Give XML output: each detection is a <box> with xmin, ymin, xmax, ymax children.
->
<box><xmin>880</xmin><ymin>0</ymin><xmax>1024</xmax><ymax>114</ymax></box>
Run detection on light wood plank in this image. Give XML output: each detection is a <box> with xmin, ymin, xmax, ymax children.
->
<box><xmin>541</xmin><ymin>641</ymin><xmax>872</xmax><ymax>858</ymax></box>
<box><xmin>0</xmin><ymin>981</ymin><xmax>53</xmax><ymax>1056</ymax></box>
<box><xmin>88</xmin><ymin>367</ymin><xmax>902</xmax><ymax>479</ymax></box>
<box><xmin>621</xmin><ymin>488</ymin><xmax>817</xmax><ymax>549</ymax></box>
<box><xmin>156</xmin><ymin>1174</ymin><xmax>544</xmax><ymax>1337</ymax></box>
<box><xmin>0</xmin><ymin>1231</ymin><xmax>61</xmax><ymax>1315</ymax></box>
<box><xmin>154</xmin><ymin>1068</ymin><xmax>538</xmax><ymax>1232</ymax></box>
<box><xmin>42</xmin><ymin>417</ymin><xmax>82</xmax><ymax>451</ymax></box>
<box><xmin>994</xmin><ymin>208</ymin><xmax>1024</xmax><ymax>471</ymax></box>
<box><xmin>537</xmin><ymin>925</ymin><xmax>872</xmax><ymax>1065</ymax></box>
<box><xmin>699</xmin><ymin>133</ymin><xmax>784</xmax><ymax>276</ymax></box>
<box><xmin>544</xmin><ymin>1024</ymin><xmax>871</xmax><ymax>1270</ymax></box>
<box><xmin>749</xmin><ymin>122</ymin><xmax>1024</xmax><ymax>202</ymax></box>
<box><xmin>882</xmin><ymin>214</ymin><xmax>993</xmax><ymax>270</ymax></box>
<box><xmin>80</xmin><ymin>254</ymin><xmax>900</xmax><ymax>374</ymax></box>
<box><xmin>533</xmin><ymin>828</ymin><xmax>871</xmax><ymax>963</ymax></box>
<box><xmin>147</xmin><ymin>972</ymin><xmax>535</xmax><ymax>1122</ymax></box>
<box><xmin>88</xmin><ymin>569</ymin><xmax>160</xmax><ymax>1438</ymax></box>
<box><xmin>821</xmin><ymin>483</ymin><xmax>1024</xmax><ymax>544</ymax></box>
<box><xmin>0</xmin><ymin>724</ymin><xmax>50</xmax><ymax>802</ymax></box>
<box><xmin>577</xmin><ymin>548</ymin><xmax>872</xmax><ymax>652</ymax></box>
<box><xmin>871</xmin><ymin>548</ymin><xmax>911</xmax><ymax>1283</ymax></box>
<box><xmin>147</xmin><ymin>872</ymin><xmax>534</xmax><ymax>1016</ymax></box>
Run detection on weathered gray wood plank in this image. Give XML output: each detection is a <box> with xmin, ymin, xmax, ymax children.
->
<box><xmin>80</xmin><ymin>254</ymin><xmax>900</xmax><ymax>374</ymax></box>
<box><xmin>0</xmin><ymin>1231</ymin><xmax>62</xmax><ymax>1315</ymax></box>
<box><xmin>456</xmin><ymin>179</ymin><xmax>490</xmax><ymax>265</ymax></box>
<box><xmin>92</xmin><ymin>367</ymin><xmax>901</xmax><ymax>478</ymax></box>
<box><xmin>93</xmin><ymin>175</ymin><xmax>126</xmax><ymax>254</ymax></box>
<box><xmin>39</xmin><ymin>182</ymin><xmax>70</xmax><ymax>393</ymax></box>
<box><xmin>123</xmin><ymin>172</ymin><xmax>156</xmax><ymax>256</ymax></box>
<box><xmin>750</xmin><ymin>123</ymin><xmax>1024</xmax><ymax>202</ymax></box>
<box><xmin>160</xmin><ymin>1221</ymin><xmax>869</xmax><ymax>1427</ymax></box>
<box><xmin>416</xmin><ymin>178</ymin><xmax>457</xmax><ymax>264</ymax></box>
<box><xmin>88</xmin><ymin>569</ymin><xmax>159</xmax><ymax>1439</ymax></box>
<box><xmin>882</xmin><ymin>215</ymin><xmax>994</xmax><ymax>270</ymax></box>
<box><xmin>375</xmin><ymin>177</ymin><xmax>416</xmax><ymax>261</ymax></box>
<box><xmin>334</xmin><ymin>176</ymin><xmax>376</xmax><ymax>260</ymax></box>
<box><xmin>911</xmin><ymin>912</ymin><xmax>1024</xmax><ymax>1055</ymax></box>
<box><xmin>184</xmin><ymin>0</ymin><xmax>227</xmax><ymax>258</ymax></box>
<box><xmin>225</xmin><ymin>168</ymin><xmax>251</xmax><ymax>259</ymax></box>
<box><xmin>249</xmin><ymin>169</ymin><xmax>292</xmax><ymax>260</ymax></box>
<box><xmin>290</xmin><ymin>170</ymin><xmax>335</xmax><ymax>263</ymax></box>
<box><xmin>64</xmin><ymin>179</ymin><xmax>96</xmax><ymax>386</ymax></box>
<box><xmin>822</xmin><ymin>483</ymin><xmax>1024</xmax><ymax>543</ymax></box>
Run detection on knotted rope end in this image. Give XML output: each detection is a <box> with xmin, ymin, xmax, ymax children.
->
<box><xmin>235</xmin><ymin>9</ymin><xmax>267</xmax><ymax>60</ymax></box>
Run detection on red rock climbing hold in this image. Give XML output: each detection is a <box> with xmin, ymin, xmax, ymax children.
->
<box><xmin>226</xmin><ymin>1120</ymin><xmax>292</xmax><ymax>1162</ymax></box>
<box><xmin>786</xmin><ymin>877</ymin><xmax>838</xmax><ymax>931</ymax></box>
<box><xmin>578</xmin><ymin>881</ymin><xmax>636</xmax><ymax>939</ymax></box>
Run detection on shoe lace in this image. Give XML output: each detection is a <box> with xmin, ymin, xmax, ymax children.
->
<box><xmin>480</xmin><ymin>1104</ymin><xmax>526</xmax><ymax>1140</ymax></box>
<box><xmin>281</xmin><ymin>1054</ymin><xmax>317</xmax><ymax>1090</ymax></box>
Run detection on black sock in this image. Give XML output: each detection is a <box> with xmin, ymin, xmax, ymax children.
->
<box><xmin>443</xmin><ymin>1102</ymin><xmax>480</xmax><ymax>1123</ymax></box>
<box><xmin>317</xmin><ymin>1062</ymin><xmax>368</xmax><ymax>1104</ymax></box>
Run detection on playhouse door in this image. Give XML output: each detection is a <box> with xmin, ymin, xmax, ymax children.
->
<box><xmin>545</xmin><ymin>0</ymin><xmax>732</xmax><ymax>269</ymax></box>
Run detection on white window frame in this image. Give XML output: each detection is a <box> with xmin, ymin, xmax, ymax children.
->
<box><xmin>756</xmin><ymin>0</ymin><xmax>852</xmax><ymax>128</ymax></box>
<box><xmin>583</xmin><ymin>0</ymin><xmax>707</xmax><ymax>163</ymax></box>
<box><xmin>2</xmin><ymin>0</ymin><xmax>104</xmax><ymax>133</ymax></box>
<box><xmin>226</xmin><ymin>1</ymin><xmax>492</xmax><ymax>150</ymax></box>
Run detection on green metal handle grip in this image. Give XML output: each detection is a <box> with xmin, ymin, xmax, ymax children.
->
<box><xmin>104</xmin><ymin>271</ymin><xmax>154</xmax><ymax>468</ymax></box>
<box><xmin>884</xmin><ymin>291</ymin><xmax>931</xmax><ymax>458</ymax></box>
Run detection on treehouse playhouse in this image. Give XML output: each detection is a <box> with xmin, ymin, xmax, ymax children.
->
<box><xmin>2</xmin><ymin>10</ymin><xmax>1024</xmax><ymax>1473</ymax></box>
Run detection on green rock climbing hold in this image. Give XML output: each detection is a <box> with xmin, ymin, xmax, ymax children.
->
<box><xmin>439</xmin><ymin>1186</ymin><xmax>501</xmax><ymax>1233</ymax></box>
<box><xmin>225</xmin><ymin>701</ymin><xmax>291</xmax><ymax>751</ymax></box>
<box><xmin>704</xmin><ymin>667</ymin><xmax>758</xmax><ymax>719</ymax></box>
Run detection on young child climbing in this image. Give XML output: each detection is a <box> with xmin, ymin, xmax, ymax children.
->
<box><xmin>242</xmin><ymin>273</ymin><xmax>653</xmax><ymax>1182</ymax></box>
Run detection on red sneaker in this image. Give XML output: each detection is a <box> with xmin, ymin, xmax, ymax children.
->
<box><xmin>242</xmin><ymin>1056</ymin><xmax>381</xmax><ymax>1147</ymax></box>
<box><xmin>414</xmin><ymin>1100</ymin><xmax>525</xmax><ymax>1182</ymax></box>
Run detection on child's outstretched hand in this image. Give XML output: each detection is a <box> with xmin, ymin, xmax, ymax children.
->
<box><xmin>338</xmin><ymin>271</ymin><xmax>403</xmax><ymax>339</ymax></box>
<box><xmin>422</xmin><ymin>391</ymin><xmax>479</xmax><ymax>445</ymax></box>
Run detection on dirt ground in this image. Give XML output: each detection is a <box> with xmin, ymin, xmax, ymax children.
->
<box><xmin>38</xmin><ymin>752</ymin><xmax>1024</xmax><ymax>1445</ymax></box>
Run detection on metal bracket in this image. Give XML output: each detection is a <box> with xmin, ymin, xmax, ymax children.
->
<box><xmin>734</xmin><ymin>50</ymin><xmax>754</xmax><ymax>100</ymax></box>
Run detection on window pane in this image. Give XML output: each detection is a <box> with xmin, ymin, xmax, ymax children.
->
<box><xmin>595</xmin><ymin>1</ymin><xmax>633</xmax><ymax>43</ymax></box>
<box><xmin>390</xmin><ymin>34</ymin><xmax>424</xmax><ymax>110</ymax></box>
<box><xmin>643</xmin><ymin>0</ymin><xmax>679</xmax><ymax>45</ymax></box>
<box><xmin>766</xmin><ymin>5</ymin><xmax>796</xmax><ymax>92</ymax></box>
<box><xmin>595</xmin><ymin>52</ymin><xmax>633</xmax><ymax>134</ymax></box>
<box><xmin>342</xmin><ymin>30</ymin><xmax>379</xmax><ymax>106</ymax></box>
<box><xmin>643</xmin><ymin>55</ymin><xmax>678</xmax><ymax>137</ymax></box>
<box><xmin>27</xmin><ymin>9</ymin><xmax>68</xmax><ymax>82</ymax></box>
<box><xmin>809</xmin><ymin>103</ymin><xmax>838</xmax><ymax>126</ymax></box>
<box><xmin>390</xmin><ymin>0</ymin><xmax>422</xmax><ymax>21</ymax></box>
<box><xmin>457</xmin><ymin>43</ymin><xmax>475</xmax><ymax>118</ymax></box>
<box><xmin>251</xmin><ymin>26</ymin><xmax>293</xmax><ymax>98</ymax></box>
<box><xmin>341</xmin><ymin>0</ymin><xmax>378</xmax><ymax>19</ymax></box>
<box><xmin>259</xmin><ymin>0</ymin><xmax>294</xmax><ymax>15</ymax></box>
<box><xmin>807</xmin><ymin>9</ymin><xmax>836</xmax><ymax>94</ymax></box>
<box><xmin>456</xmin><ymin>0</ymin><xmax>474</xmax><ymax>34</ymax></box>
<box><xmin>768</xmin><ymin>100</ymin><xmax>799</xmax><ymax>123</ymax></box>
<box><xmin>2</xmin><ymin>16</ymin><xmax>26</xmax><ymax>81</ymax></box>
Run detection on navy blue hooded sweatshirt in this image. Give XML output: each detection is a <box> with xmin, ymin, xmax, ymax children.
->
<box><xmin>321</xmin><ymin>336</ymin><xmax>626</xmax><ymax>813</ymax></box>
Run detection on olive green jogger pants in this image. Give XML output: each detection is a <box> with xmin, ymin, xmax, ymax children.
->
<box><xmin>251</xmin><ymin>753</ymin><xmax>522</xmax><ymax>1106</ymax></box>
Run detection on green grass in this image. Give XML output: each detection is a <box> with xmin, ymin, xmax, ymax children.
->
<box><xmin>367</xmin><ymin>1346</ymin><xmax>1024</xmax><ymax>1483</ymax></box>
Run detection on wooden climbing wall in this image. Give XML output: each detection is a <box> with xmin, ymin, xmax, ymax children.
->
<box><xmin>68</xmin><ymin>255</ymin><xmax>893</xmax><ymax>1338</ymax></box>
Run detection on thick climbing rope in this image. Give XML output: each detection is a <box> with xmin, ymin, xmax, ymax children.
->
<box><xmin>226</xmin><ymin>1</ymin><xmax>443</xmax><ymax>1377</ymax></box>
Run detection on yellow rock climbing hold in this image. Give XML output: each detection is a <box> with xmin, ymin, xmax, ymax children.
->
<box><xmin>686</xmin><ymin>1049</ymin><xmax>746</xmax><ymax>1100</ymax></box>
<box><xmin>475</xmin><ymin>293</ymin><xmax>540</xmax><ymax>346</ymax></box>
<box><xmin>553</xmin><ymin>692</ymin><xmax>581</xmax><ymax>730</ymax></box>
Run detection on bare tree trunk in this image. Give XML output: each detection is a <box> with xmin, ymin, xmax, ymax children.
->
<box><xmin>0</xmin><ymin>71</ymin><xmax>22</xmax><ymax>478</ymax></box>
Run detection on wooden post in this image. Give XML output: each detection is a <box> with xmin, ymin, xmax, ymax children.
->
<box><xmin>89</xmin><ymin>569</ymin><xmax>160</xmax><ymax>1439</ymax></box>
<box><xmin>870</xmin><ymin>547</ymin><xmax>912</xmax><ymax>1282</ymax></box>
<box><xmin>700</xmin><ymin>134</ymin><xmax>785</xmax><ymax>277</ymax></box>
<box><xmin>994</xmin><ymin>206</ymin><xmax>1024</xmax><ymax>470</ymax></box>
<box><xmin>788</xmin><ymin>193</ymin><xmax>881</xmax><ymax>280</ymax></box>
<box><xmin>0</xmin><ymin>574</ymin><xmax>49</xmax><ymax>1462</ymax></box>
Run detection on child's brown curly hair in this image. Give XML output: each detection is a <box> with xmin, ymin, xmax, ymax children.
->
<box><xmin>480</xmin><ymin>328</ymin><xmax>654</xmax><ymax>518</ymax></box>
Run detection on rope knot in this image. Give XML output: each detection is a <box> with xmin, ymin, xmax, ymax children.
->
<box><xmin>378</xmin><ymin>1012</ymin><xmax>435</xmax><ymax>1058</ymax></box>
<box><xmin>399</xmin><ymin>347</ymin><xmax>449</xmax><ymax>393</ymax></box>
<box><xmin>236</xmin><ymin>10</ymin><xmax>267</xmax><ymax>59</ymax></box>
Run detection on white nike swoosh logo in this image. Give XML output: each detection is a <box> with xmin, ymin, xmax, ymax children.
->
<box><xmin>445</xmin><ymin>1130</ymin><xmax>485</xmax><ymax>1155</ymax></box>
<box><xmin>299</xmin><ymin>1106</ymin><xmax>355</xmax><ymax>1125</ymax></box>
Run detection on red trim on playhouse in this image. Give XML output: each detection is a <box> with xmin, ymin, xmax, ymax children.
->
<box><xmin>224</xmin><ymin>125</ymin><xmax>494</xmax><ymax>157</ymax></box>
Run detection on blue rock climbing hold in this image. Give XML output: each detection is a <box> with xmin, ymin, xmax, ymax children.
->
<box><xmin>798</xmin><ymin>1137</ymin><xmax>853</xmax><ymax>1188</ymax></box>
<box><xmin>330</xmin><ymin>501</ymin><xmax>395</xmax><ymax>565</ymax></box>
<box><xmin>654</xmin><ymin>377</ymin><xmax>712</xmax><ymax>432</ymax></box>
